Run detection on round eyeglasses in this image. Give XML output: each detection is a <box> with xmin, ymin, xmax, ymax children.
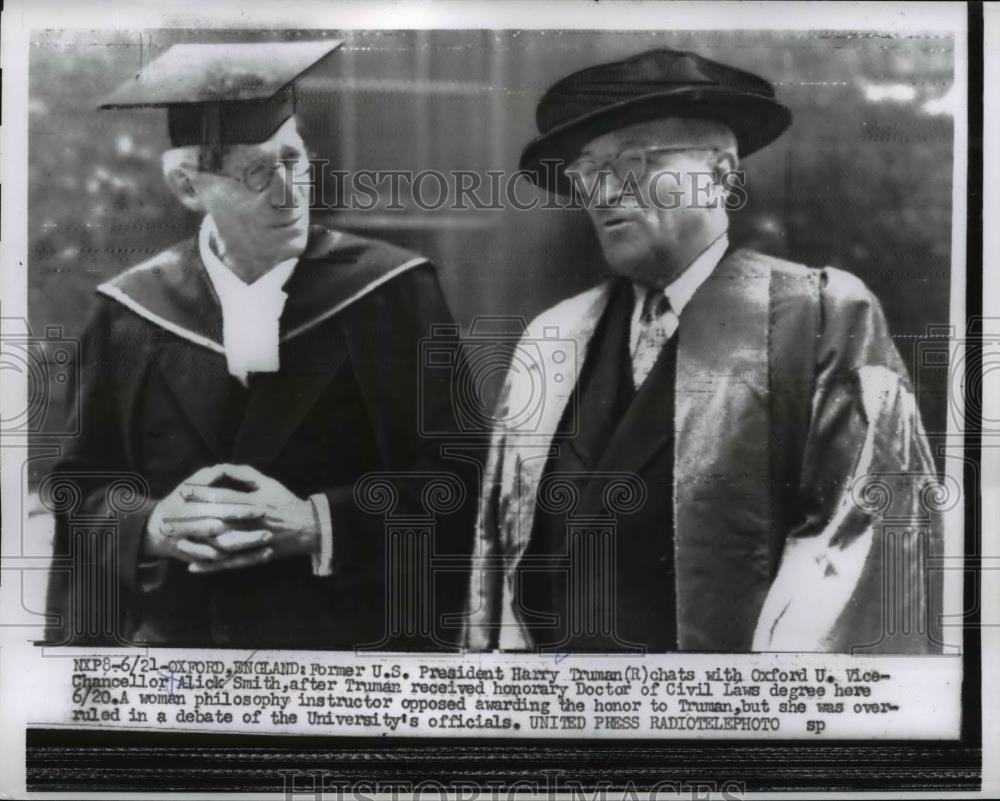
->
<box><xmin>564</xmin><ymin>145</ymin><xmax>718</xmax><ymax>189</ymax></box>
<box><xmin>191</xmin><ymin>155</ymin><xmax>313</xmax><ymax>194</ymax></box>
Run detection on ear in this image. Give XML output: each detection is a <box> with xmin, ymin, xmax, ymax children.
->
<box><xmin>164</xmin><ymin>167</ymin><xmax>205</xmax><ymax>213</ymax></box>
<box><xmin>711</xmin><ymin>150</ymin><xmax>740</xmax><ymax>186</ymax></box>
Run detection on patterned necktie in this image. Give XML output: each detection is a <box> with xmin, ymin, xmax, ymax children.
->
<box><xmin>631</xmin><ymin>288</ymin><xmax>678</xmax><ymax>388</ymax></box>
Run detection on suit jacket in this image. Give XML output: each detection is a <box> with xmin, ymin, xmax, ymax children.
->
<box><xmin>518</xmin><ymin>278</ymin><xmax>681</xmax><ymax>652</ymax></box>
<box><xmin>464</xmin><ymin>248</ymin><xmax>944</xmax><ymax>653</ymax></box>
<box><xmin>43</xmin><ymin>224</ymin><xmax>475</xmax><ymax>649</ymax></box>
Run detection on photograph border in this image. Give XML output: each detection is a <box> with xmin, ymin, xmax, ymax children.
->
<box><xmin>2</xmin><ymin>0</ymin><xmax>986</xmax><ymax>794</ymax></box>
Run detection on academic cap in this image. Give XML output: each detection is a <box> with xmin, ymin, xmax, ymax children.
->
<box><xmin>520</xmin><ymin>48</ymin><xmax>791</xmax><ymax>195</ymax></box>
<box><xmin>101</xmin><ymin>40</ymin><xmax>342</xmax><ymax>147</ymax></box>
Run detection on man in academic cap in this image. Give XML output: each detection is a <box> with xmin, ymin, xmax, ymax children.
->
<box><xmin>463</xmin><ymin>49</ymin><xmax>944</xmax><ymax>653</ymax></box>
<box><xmin>44</xmin><ymin>41</ymin><xmax>474</xmax><ymax>648</ymax></box>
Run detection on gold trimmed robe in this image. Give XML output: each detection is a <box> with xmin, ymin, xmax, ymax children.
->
<box><xmin>463</xmin><ymin>249</ymin><xmax>943</xmax><ymax>653</ymax></box>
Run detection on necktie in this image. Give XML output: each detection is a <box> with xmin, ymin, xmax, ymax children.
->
<box><xmin>631</xmin><ymin>289</ymin><xmax>678</xmax><ymax>388</ymax></box>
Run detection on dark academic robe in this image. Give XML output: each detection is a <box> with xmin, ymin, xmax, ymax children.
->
<box><xmin>464</xmin><ymin>249</ymin><xmax>944</xmax><ymax>654</ymax></box>
<box><xmin>43</xmin><ymin>224</ymin><xmax>475</xmax><ymax>649</ymax></box>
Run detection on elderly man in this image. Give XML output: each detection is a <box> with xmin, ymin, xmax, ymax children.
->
<box><xmin>463</xmin><ymin>48</ymin><xmax>942</xmax><ymax>653</ymax></box>
<box><xmin>44</xmin><ymin>41</ymin><xmax>472</xmax><ymax>648</ymax></box>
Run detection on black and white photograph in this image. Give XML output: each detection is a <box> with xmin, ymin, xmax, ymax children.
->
<box><xmin>0</xmin><ymin>0</ymin><xmax>989</xmax><ymax>796</ymax></box>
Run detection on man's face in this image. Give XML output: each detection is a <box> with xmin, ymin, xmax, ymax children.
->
<box><xmin>569</xmin><ymin>119</ymin><xmax>732</xmax><ymax>285</ymax></box>
<box><xmin>190</xmin><ymin>117</ymin><xmax>311</xmax><ymax>265</ymax></box>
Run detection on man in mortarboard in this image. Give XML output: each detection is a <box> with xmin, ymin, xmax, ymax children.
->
<box><xmin>43</xmin><ymin>41</ymin><xmax>474</xmax><ymax>648</ymax></box>
<box><xmin>463</xmin><ymin>49</ymin><xmax>943</xmax><ymax>654</ymax></box>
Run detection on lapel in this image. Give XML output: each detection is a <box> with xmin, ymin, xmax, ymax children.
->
<box><xmin>138</xmin><ymin>242</ymin><xmax>231</xmax><ymax>458</ymax></box>
<box><xmin>157</xmin><ymin>341</ymin><xmax>233</xmax><ymax>459</ymax></box>
<box><xmin>581</xmin><ymin>336</ymin><xmax>677</xmax><ymax>508</ymax></box>
<box><xmin>550</xmin><ymin>275</ymin><xmax>677</xmax><ymax>517</ymax></box>
<box><xmin>565</xmin><ymin>279</ymin><xmax>635</xmax><ymax>470</ymax></box>
<box><xmin>230</xmin><ymin>321</ymin><xmax>347</xmax><ymax>465</ymax></box>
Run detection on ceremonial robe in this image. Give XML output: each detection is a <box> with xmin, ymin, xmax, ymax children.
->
<box><xmin>463</xmin><ymin>249</ymin><xmax>943</xmax><ymax>653</ymax></box>
<box><xmin>44</xmin><ymin>225</ymin><xmax>474</xmax><ymax>649</ymax></box>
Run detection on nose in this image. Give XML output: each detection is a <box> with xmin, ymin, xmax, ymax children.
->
<box><xmin>268</xmin><ymin>163</ymin><xmax>302</xmax><ymax>209</ymax></box>
<box><xmin>593</xmin><ymin>171</ymin><xmax>625</xmax><ymax>207</ymax></box>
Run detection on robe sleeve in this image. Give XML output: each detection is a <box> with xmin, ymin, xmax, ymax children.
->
<box><xmin>752</xmin><ymin>267</ymin><xmax>943</xmax><ymax>653</ymax></box>
<box><xmin>43</xmin><ymin>300</ymin><xmax>159</xmax><ymax>645</ymax></box>
<box><xmin>318</xmin><ymin>264</ymin><xmax>480</xmax><ymax>650</ymax></box>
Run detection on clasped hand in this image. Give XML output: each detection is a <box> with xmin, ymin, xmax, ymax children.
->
<box><xmin>143</xmin><ymin>464</ymin><xmax>318</xmax><ymax>573</ymax></box>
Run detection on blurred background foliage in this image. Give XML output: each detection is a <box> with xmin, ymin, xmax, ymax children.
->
<box><xmin>28</xmin><ymin>29</ymin><xmax>956</xmax><ymax>470</ymax></box>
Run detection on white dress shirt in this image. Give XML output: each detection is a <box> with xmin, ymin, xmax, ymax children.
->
<box><xmin>628</xmin><ymin>233</ymin><xmax>729</xmax><ymax>381</ymax></box>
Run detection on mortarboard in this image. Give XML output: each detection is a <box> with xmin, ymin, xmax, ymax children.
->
<box><xmin>101</xmin><ymin>40</ymin><xmax>342</xmax><ymax>147</ymax></box>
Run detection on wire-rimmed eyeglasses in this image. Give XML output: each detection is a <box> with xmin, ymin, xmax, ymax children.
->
<box><xmin>188</xmin><ymin>155</ymin><xmax>313</xmax><ymax>194</ymax></box>
<box><xmin>564</xmin><ymin>145</ymin><xmax>719</xmax><ymax>189</ymax></box>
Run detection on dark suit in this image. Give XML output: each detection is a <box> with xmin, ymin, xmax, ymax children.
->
<box><xmin>518</xmin><ymin>279</ymin><xmax>678</xmax><ymax>652</ymax></box>
<box><xmin>43</xmin><ymin>225</ymin><xmax>475</xmax><ymax>649</ymax></box>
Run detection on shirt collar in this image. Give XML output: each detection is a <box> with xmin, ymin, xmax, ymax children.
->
<box><xmin>198</xmin><ymin>215</ymin><xmax>297</xmax><ymax>299</ymax></box>
<box><xmin>632</xmin><ymin>232</ymin><xmax>729</xmax><ymax>316</ymax></box>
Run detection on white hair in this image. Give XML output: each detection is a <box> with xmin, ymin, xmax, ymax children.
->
<box><xmin>160</xmin><ymin>141</ymin><xmax>239</xmax><ymax>181</ymax></box>
<box><xmin>160</xmin><ymin>145</ymin><xmax>202</xmax><ymax>181</ymax></box>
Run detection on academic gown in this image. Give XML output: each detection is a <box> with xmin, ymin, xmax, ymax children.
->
<box><xmin>43</xmin><ymin>224</ymin><xmax>475</xmax><ymax>650</ymax></box>
<box><xmin>463</xmin><ymin>248</ymin><xmax>944</xmax><ymax>654</ymax></box>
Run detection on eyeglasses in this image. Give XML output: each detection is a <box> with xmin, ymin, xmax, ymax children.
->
<box><xmin>564</xmin><ymin>146</ymin><xmax>718</xmax><ymax>189</ymax></box>
<box><xmin>190</xmin><ymin>155</ymin><xmax>312</xmax><ymax>194</ymax></box>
